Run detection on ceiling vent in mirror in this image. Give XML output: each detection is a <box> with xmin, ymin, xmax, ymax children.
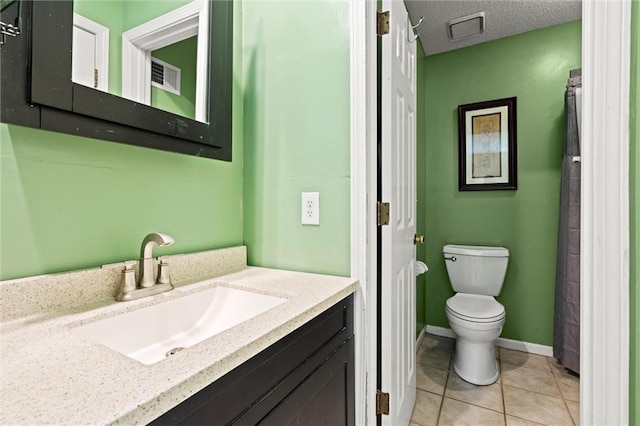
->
<box><xmin>446</xmin><ymin>12</ymin><xmax>485</xmax><ymax>41</ymax></box>
<box><xmin>151</xmin><ymin>58</ymin><xmax>181</xmax><ymax>95</ymax></box>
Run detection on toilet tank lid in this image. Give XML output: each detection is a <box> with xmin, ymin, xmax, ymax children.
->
<box><xmin>443</xmin><ymin>244</ymin><xmax>509</xmax><ymax>257</ymax></box>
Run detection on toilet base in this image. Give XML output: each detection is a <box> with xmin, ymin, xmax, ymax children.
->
<box><xmin>452</xmin><ymin>338</ymin><xmax>499</xmax><ymax>386</ymax></box>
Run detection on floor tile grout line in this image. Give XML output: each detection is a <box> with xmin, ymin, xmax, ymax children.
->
<box><xmin>502</xmin><ymin>374</ymin><xmax>558</xmax><ymax>399</ymax></box>
<box><xmin>547</xmin><ymin>357</ymin><xmax>577</xmax><ymax>426</ymax></box>
<box><xmin>501</xmin><ymin>360</ymin><xmax>553</xmax><ymax>374</ymax></box>
<box><xmin>500</xmin><ymin>356</ymin><xmax>508</xmax><ymax>425</ymax></box>
<box><xmin>502</xmin><ymin>356</ymin><xmax>565</xmax><ymax>399</ymax></box>
<box><xmin>499</xmin><ymin>347</ymin><xmax>555</xmax><ymax>373</ymax></box>
<box><xmin>434</xmin><ymin>390</ymin><xmax>444</xmax><ymax>424</ymax></box>
<box><xmin>501</xmin><ymin>363</ymin><xmax>578</xmax><ymax>426</ymax></box>
<box><xmin>417</xmin><ymin>363</ymin><xmax>452</xmax><ymax>373</ymax></box>
<box><xmin>412</xmin><ymin>388</ymin><xmax>442</xmax><ymax>426</ymax></box>
<box><xmin>441</xmin><ymin>394</ymin><xmax>506</xmax><ymax>415</ymax></box>
<box><xmin>501</xmin><ymin>353</ymin><xmax>578</xmax><ymax>426</ymax></box>
<box><xmin>501</xmin><ymin>383</ymin><xmax>567</xmax><ymax>402</ymax></box>
<box><xmin>434</xmin><ymin>353</ymin><xmax>452</xmax><ymax>425</ymax></box>
<box><xmin>414</xmin><ymin>337</ymin><xmax>450</xmax><ymax>426</ymax></box>
<box><xmin>445</xmin><ymin>357</ymin><xmax>506</xmax><ymax>414</ymax></box>
<box><xmin>548</xmin><ymin>357</ymin><xmax>581</xmax><ymax>405</ymax></box>
<box><xmin>507</xmin><ymin>413</ymin><xmax>548</xmax><ymax>425</ymax></box>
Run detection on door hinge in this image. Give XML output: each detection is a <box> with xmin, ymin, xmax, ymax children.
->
<box><xmin>377</xmin><ymin>202</ymin><xmax>390</xmax><ymax>226</ymax></box>
<box><xmin>376</xmin><ymin>390</ymin><xmax>390</xmax><ymax>415</ymax></box>
<box><xmin>377</xmin><ymin>11</ymin><xmax>389</xmax><ymax>36</ymax></box>
<box><xmin>94</xmin><ymin>69</ymin><xmax>98</xmax><ymax>88</ymax></box>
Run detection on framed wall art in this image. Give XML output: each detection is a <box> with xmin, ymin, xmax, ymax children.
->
<box><xmin>457</xmin><ymin>97</ymin><xmax>517</xmax><ymax>191</ymax></box>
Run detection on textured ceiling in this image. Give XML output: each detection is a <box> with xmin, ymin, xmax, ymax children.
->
<box><xmin>404</xmin><ymin>0</ymin><xmax>582</xmax><ymax>56</ymax></box>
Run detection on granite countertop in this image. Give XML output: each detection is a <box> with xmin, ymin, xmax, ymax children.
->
<box><xmin>0</xmin><ymin>254</ymin><xmax>358</xmax><ymax>425</ymax></box>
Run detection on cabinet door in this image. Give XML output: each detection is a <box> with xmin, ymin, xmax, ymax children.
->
<box><xmin>257</xmin><ymin>338</ymin><xmax>354</xmax><ymax>426</ymax></box>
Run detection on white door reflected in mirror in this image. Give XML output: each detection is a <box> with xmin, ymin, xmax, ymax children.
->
<box><xmin>72</xmin><ymin>14</ymin><xmax>109</xmax><ymax>92</ymax></box>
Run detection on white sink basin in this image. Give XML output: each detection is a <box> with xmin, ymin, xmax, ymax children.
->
<box><xmin>75</xmin><ymin>286</ymin><xmax>287</xmax><ymax>365</ymax></box>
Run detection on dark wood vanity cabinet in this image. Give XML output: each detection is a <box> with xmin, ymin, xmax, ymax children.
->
<box><xmin>150</xmin><ymin>295</ymin><xmax>354</xmax><ymax>426</ymax></box>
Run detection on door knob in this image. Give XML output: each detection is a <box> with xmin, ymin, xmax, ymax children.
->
<box><xmin>414</xmin><ymin>234</ymin><xmax>424</xmax><ymax>245</ymax></box>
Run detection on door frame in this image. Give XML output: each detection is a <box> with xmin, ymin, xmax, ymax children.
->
<box><xmin>349</xmin><ymin>0</ymin><xmax>377</xmax><ymax>424</ymax></box>
<box><xmin>121</xmin><ymin>0</ymin><xmax>209</xmax><ymax>122</ymax></box>
<box><xmin>580</xmin><ymin>0</ymin><xmax>631</xmax><ymax>424</ymax></box>
<box><xmin>350</xmin><ymin>1</ymin><xmax>632</xmax><ymax>424</ymax></box>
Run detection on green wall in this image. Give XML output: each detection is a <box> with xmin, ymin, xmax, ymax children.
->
<box><xmin>0</xmin><ymin>2</ymin><xmax>245</xmax><ymax>280</ymax></box>
<box><xmin>1</xmin><ymin>0</ymin><xmax>352</xmax><ymax>281</ymax></box>
<box><xmin>241</xmin><ymin>0</ymin><xmax>351</xmax><ymax>276</ymax></box>
<box><xmin>630</xmin><ymin>0</ymin><xmax>639</xmax><ymax>422</ymax></box>
<box><xmin>122</xmin><ymin>0</ymin><xmax>193</xmax><ymax>31</ymax></box>
<box><xmin>151</xmin><ymin>36</ymin><xmax>198</xmax><ymax>120</ymax></box>
<box><xmin>420</xmin><ymin>20</ymin><xmax>582</xmax><ymax>345</ymax></box>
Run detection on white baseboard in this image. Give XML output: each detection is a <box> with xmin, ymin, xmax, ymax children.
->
<box><xmin>415</xmin><ymin>325</ymin><xmax>426</xmax><ymax>352</ymax></box>
<box><xmin>426</xmin><ymin>325</ymin><xmax>456</xmax><ymax>339</ymax></box>
<box><xmin>425</xmin><ymin>325</ymin><xmax>554</xmax><ymax>358</ymax></box>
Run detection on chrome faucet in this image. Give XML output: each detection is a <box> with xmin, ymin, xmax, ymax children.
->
<box><xmin>139</xmin><ymin>232</ymin><xmax>174</xmax><ymax>287</ymax></box>
<box><xmin>116</xmin><ymin>232</ymin><xmax>175</xmax><ymax>302</ymax></box>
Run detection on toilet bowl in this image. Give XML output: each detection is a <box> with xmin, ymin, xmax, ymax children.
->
<box><xmin>443</xmin><ymin>244</ymin><xmax>509</xmax><ymax>385</ymax></box>
<box><xmin>446</xmin><ymin>294</ymin><xmax>505</xmax><ymax>385</ymax></box>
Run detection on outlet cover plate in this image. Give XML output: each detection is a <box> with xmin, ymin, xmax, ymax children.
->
<box><xmin>301</xmin><ymin>192</ymin><xmax>319</xmax><ymax>225</ymax></box>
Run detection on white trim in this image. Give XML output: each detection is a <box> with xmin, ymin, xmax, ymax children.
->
<box><xmin>349</xmin><ymin>2</ymin><xmax>367</xmax><ymax>426</ymax></box>
<box><xmin>194</xmin><ymin>0</ymin><xmax>210</xmax><ymax>122</ymax></box>
<box><xmin>349</xmin><ymin>0</ymin><xmax>376</xmax><ymax>425</ymax></box>
<box><xmin>365</xmin><ymin>0</ymin><xmax>378</xmax><ymax>424</ymax></box>
<box><xmin>426</xmin><ymin>325</ymin><xmax>554</xmax><ymax>357</ymax></box>
<box><xmin>497</xmin><ymin>337</ymin><xmax>554</xmax><ymax>358</ymax></box>
<box><xmin>121</xmin><ymin>0</ymin><xmax>209</xmax><ymax>122</ymax></box>
<box><xmin>349</xmin><ymin>0</ymin><xmax>366</xmax><ymax>419</ymax></box>
<box><xmin>350</xmin><ymin>1</ymin><xmax>367</xmax><ymax>301</ymax></box>
<box><xmin>426</xmin><ymin>325</ymin><xmax>457</xmax><ymax>339</ymax></box>
<box><xmin>416</xmin><ymin>325</ymin><xmax>426</xmax><ymax>352</ymax></box>
<box><xmin>350</xmin><ymin>0</ymin><xmax>378</xmax><ymax>424</ymax></box>
<box><xmin>581</xmin><ymin>1</ymin><xmax>631</xmax><ymax>424</ymax></box>
<box><xmin>72</xmin><ymin>14</ymin><xmax>109</xmax><ymax>92</ymax></box>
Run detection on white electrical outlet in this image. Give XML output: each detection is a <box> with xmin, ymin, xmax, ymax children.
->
<box><xmin>301</xmin><ymin>192</ymin><xmax>320</xmax><ymax>225</ymax></box>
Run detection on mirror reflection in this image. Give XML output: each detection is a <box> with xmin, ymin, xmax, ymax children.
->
<box><xmin>72</xmin><ymin>0</ymin><xmax>209</xmax><ymax>123</ymax></box>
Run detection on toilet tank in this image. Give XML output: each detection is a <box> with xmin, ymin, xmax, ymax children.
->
<box><xmin>443</xmin><ymin>244</ymin><xmax>509</xmax><ymax>296</ymax></box>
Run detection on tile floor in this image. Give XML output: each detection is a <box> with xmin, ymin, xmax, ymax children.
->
<box><xmin>410</xmin><ymin>334</ymin><xmax>580</xmax><ymax>426</ymax></box>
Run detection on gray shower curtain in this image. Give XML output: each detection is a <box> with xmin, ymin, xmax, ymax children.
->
<box><xmin>553</xmin><ymin>69</ymin><xmax>581</xmax><ymax>375</ymax></box>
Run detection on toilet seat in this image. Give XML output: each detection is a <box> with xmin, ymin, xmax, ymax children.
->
<box><xmin>446</xmin><ymin>293</ymin><xmax>505</xmax><ymax>323</ymax></box>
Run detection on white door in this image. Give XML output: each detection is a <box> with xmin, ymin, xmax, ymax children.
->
<box><xmin>380</xmin><ymin>1</ymin><xmax>417</xmax><ymax>425</ymax></box>
<box><xmin>72</xmin><ymin>14</ymin><xmax>109</xmax><ymax>92</ymax></box>
<box><xmin>72</xmin><ymin>26</ymin><xmax>97</xmax><ymax>88</ymax></box>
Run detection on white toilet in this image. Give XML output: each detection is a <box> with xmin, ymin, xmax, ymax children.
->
<box><xmin>443</xmin><ymin>244</ymin><xmax>509</xmax><ymax>385</ymax></box>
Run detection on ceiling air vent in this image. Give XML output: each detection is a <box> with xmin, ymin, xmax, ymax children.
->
<box><xmin>151</xmin><ymin>58</ymin><xmax>181</xmax><ymax>96</ymax></box>
<box><xmin>446</xmin><ymin>12</ymin><xmax>485</xmax><ymax>41</ymax></box>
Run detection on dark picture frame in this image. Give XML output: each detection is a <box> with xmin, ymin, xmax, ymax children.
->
<box><xmin>457</xmin><ymin>97</ymin><xmax>517</xmax><ymax>191</ymax></box>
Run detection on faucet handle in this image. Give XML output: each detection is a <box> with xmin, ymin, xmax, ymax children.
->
<box><xmin>156</xmin><ymin>260</ymin><xmax>171</xmax><ymax>285</ymax></box>
<box><xmin>116</xmin><ymin>263</ymin><xmax>137</xmax><ymax>301</ymax></box>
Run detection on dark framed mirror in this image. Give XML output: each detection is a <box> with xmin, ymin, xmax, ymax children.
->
<box><xmin>1</xmin><ymin>0</ymin><xmax>232</xmax><ymax>161</ymax></box>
